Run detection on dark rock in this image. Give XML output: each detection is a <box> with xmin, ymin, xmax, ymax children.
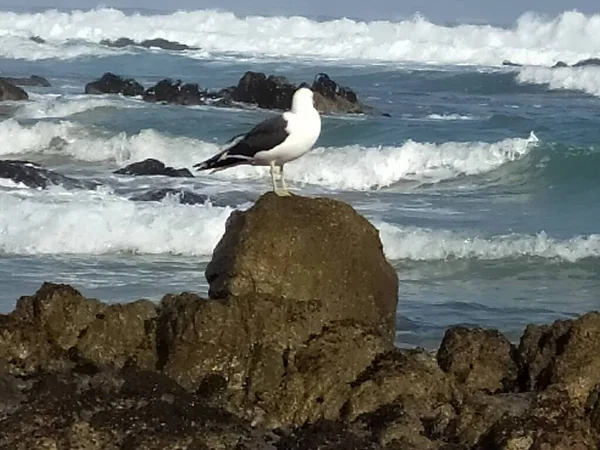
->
<box><xmin>501</xmin><ymin>60</ymin><xmax>522</xmax><ymax>67</ymax></box>
<box><xmin>205</xmin><ymin>192</ymin><xmax>398</xmax><ymax>341</ymax></box>
<box><xmin>140</xmin><ymin>38</ymin><xmax>195</xmax><ymax>51</ymax></box>
<box><xmin>84</xmin><ymin>72</ymin><xmax>144</xmax><ymax>97</ymax></box>
<box><xmin>475</xmin><ymin>390</ymin><xmax>597</xmax><ymax>450</ymax></box>
<box><xmin>343</xmin><ymin>349</ymin><xmax>453</xmax><ymax>422</ymax></box>
<box><xmin>0</xmin><ymin>75</ymin><xmax>51</xmax><ymax>87</ymax></box>
<box><xmin>312</xmin><ymin>72</ymin><xmax>358</xmax><ymax>103</ymax></box>
<box><xmin>99</xmin><ymin>37</ymin><xmax>136</xmax><ymax>47</ymax></box>
<box><xmin>450</xmin><ymin>392</ymin><xmax>533</xmax><ymax>447</ymax></box>
<box><xmin>553</xmin><ymin>61</ymin><xmax>569</xmax><ymax>68</ymax></box>
<box><xmin>114</xmin><ymin>158</ymin><xmax>194</xmax><ymax>178</ymax></box>
<box><xmin>229</xmin><ymin>71</ymin><xmax>297</xmax><ymax>110</ymax></box>
<box><xmin>131</xmin><ymin>188</ymin><xmax>210</xmax><ymax>205</ymax></box>
<box><xmin>100</xmin><ymin>37</ymin><xmax>197</xmax><ymax>51</ymax></box>
<box><xmin>0</xmin><ymin>159</ymin><xmax>99</xmax><ymax>190</ymax></box>
<box><xmin>143</xmin><ymin>78</ymin><xmax>205</xmax><ymax>105</ymax></box>
<box><xmin>29</xmin><ymin>35</ymin><xmax>45</xmax><ymax>44</ymax></box>
<box><xmin>573</xmin><ymin>58</ymin><xmax>600</xmax><ymax>67</ymax></box>
<box><xmin>275</xmin><ymin>419</ymin><xmax>381</xmax><ymax>450</ymax></box>
<box><xmin>0</xmin><ymin>79</ymin><xmax>28</xmax><ymax>101</ymax></box>
<box><xmin>437</xmin><ymin>326</ymin><xmax>518</xmax><ymax>393</ymax></box>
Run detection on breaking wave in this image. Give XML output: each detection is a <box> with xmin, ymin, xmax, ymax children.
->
<box><xmin>0</xmin><ymin>119</ymin><xmax>538</xmax><ymax>189</ymax></box>
<box><xmin>0</xmin><ymin>8</ymin><xmax>599</xmax><ymax>65</ymax></box>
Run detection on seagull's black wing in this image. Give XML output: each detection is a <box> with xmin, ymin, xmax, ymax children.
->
<box><xmin>194</xmin><ymin>114</ymin><xmax>289</xmax><ymax>172</ymax></box>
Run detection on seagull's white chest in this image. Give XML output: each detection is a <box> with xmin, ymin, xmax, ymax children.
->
<box><xmin>253</xmin><ymin>109</ymin><xmax>321</xmax><ymax>166</ymax></box>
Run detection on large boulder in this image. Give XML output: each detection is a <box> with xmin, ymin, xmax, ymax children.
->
<box><xmin>205</xmin><ymin>192</ymin><xmax>398</xmax><ymax>342</ymax></box>
<box><xmin>85</xmin><ymin>72</ymin><xmax>144</xmax><ymax>97</ymax></box>
<box><xmin>0</xmin><ymin>79</ymin><xmax>28</xmax><ymax>101</ymax></box>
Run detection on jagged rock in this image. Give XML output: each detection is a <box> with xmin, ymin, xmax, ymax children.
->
<box><xmin>501</xmin><ymin>60</ymin><xmax>522</xmax><ymax>67</ymax></box>
<box><xmin>100</xmin><ymin>37</ymin><xmax>197</xmax><ymax>51</ymax></box>
<box><xmin>205</xmin><ymin>192</ymin><xmax>398</xmax><ymax>341</ymax></box>
<box><xmin>518</xmin><ymin>312</ymin><xmax>600</xmax><ymax>404</ymax></box>
<box><xmin>226</xmin><ymin>71</ymin><xmax>297</xmax><ymax>110</ymax></box>
<box><xmin>343</xmin><ymin>349</ymin><xmax>453</xmax><ymax>422</ymax></box>
<box><xmin>0</xmin><ymin>75</ymin><xmax>51</xmax><ymax>87</ymax></box>
<box><xmin>450</xmin><ymin>392</ymin><xmax>533</xmax><ymax>447</ymax></box>
<box><xmin>0</xmin><ymin>79</ymin><xmax>28</xmax><ymax>101</ymax></box>
<box><xmin>437</xmin><ymin>326</ymin><xmax>518</xmax><ymax>393</ymax></box>
<box><xmin>0</xmin><ymin>160</ymin><xmax>99</xmax><ymax>190</ymax></box>
<box><xmin>85</xmin><ymin>72</ymin><xmax>144</xmax><ymax>97</ymax></box>
<box><xmin>0</xmin><ymin>370</ymin><xmax>266</xmax><ymax>450</ymax></box>
<box><xmin>143</xmin><ymin>78</ymin><xmax>205</xmax><ymax>105</ymax></box>
<box><xmin>114</xmin><ymin>158</ymin><xmax>193</xmax><ymax>178</ymax></box>
<box><xmin>100</xmin><ymin>37</ymin><xmax>136</xmax><ymax>47</ymax></box>
<box><xmin>475</xmin><ymin>390</ymin><xmax>597</xmax><ymax>450</ymax></box>
<box><xmin>29</xmin><ymin>35</ymin><xmax>45</xmax><ymax>44</ymax></box>
<box><xmin>130</xmin><ymin>188</ymin><xmax>210</xmax><ymax>205</ymax></box>
<box><xmin>573</xmin><ymin>58</ymin><xmax>600</xmax><ymax>67</ymax></box>
<box><xmin>140</xmin><ymin>38</ymin><xmax>195</xmax><ymax>51</ymax></box>
<box><xmin>553</xmin><ymin>61</ymin><xmax>569</xmax><ymax>68</ymax></box>
<box><xmin>223</xmin><ymin>70</ymin><xmax>381</xmax><ymax>115</ymax></box>
<box><xmin>275</xmin><ymin>419</ymin><xmax>381</xmax><ymax>450</ymax></box>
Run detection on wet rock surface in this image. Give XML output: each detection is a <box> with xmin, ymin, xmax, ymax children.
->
<box><xmin>1</xmin><ymin>193</ymin><xmax>600</xmax><ymax>448</ymax></box>
<box><xmin>114</xmin><ymin>158</ymin><xmax>194</xmax><ymax>177</ymax></box>
<box><xmin>0</xmin><ymin>159</ymin><xmax>99</xmax><ymax>189</ymax></box>
<box><xmin>85</xmin><ymin>72</ymin><xmax>145</xmax><ymax>96</ymax></box>
<box><xmin>100</xmin><ymin>36</ymin><xmax>199</xmax><ymax>51</ymax></box>
<box><xmin>83</xmin><ymin>70</ymin><xmax>388</xmax><ymax>115</ymax></box>
<box><xmin>0</xmin><ymin>75</ymin><xmax>51</xmax><ymax>87</ymax></box>
<box><xmin>0</xmin><ymin>79</ymin><xmax>28</xmax><ymax>101</ymax></box>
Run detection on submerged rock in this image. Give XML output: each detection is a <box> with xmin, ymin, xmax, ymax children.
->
<box><xmin>100</xmin><ymin>37</ymin><xmax>197</xmax><ymax>51</ymax></box>
<box><xmin>0</xmin><ymin>160</ymin><xmax>99</xmax><ymax>190</ymax></box>
<box><xmin>0</xmin><ymin>75</ymin><xmax>51</xmax><ymax>87</ymax></box>
<box><xmin>114</xmin><ymin>158</ymin><xmax>193</xmax><ymax>178</ymax></box>
<box><xmin>0</xmin><ymin>79</ymin><xmax>28</xmax><ymax>101</ymax></box>
<box><xmin>85</xmin><ymin>72</ymin><xmax>144</xmax><ymax>97</ymax></box>
<box><xmin>130</xmin><ymin>188</ymin><xmax>210</xmax><ymax>205</ymax></box>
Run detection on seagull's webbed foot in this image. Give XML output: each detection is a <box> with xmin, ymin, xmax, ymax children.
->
<box><xmin>274</xmin><ymin>187</ymin><xmax>292</xmax><ymax>197</ymax></box>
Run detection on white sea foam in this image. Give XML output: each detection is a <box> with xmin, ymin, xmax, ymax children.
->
<box><xmin>425</xmin><ymin>113</ymin><xmax>477</xmax><ymax>121</ymax></box>
<box><xmin>0</xmin><ymin>119</ymin><xmax>539</xmax><ymax>189</ymax></box>
<box><xmin>1</xmin><ymin>187</ymin><xmax>597</xmax><ymax>262</ymax></box>
<box><xmin>13</xmin><ymin>93</ymin><xmax>145</xmax><ymax>119</ymax></box>
<box><xmin>0</xmin><ymin>8</ymin><xmax>600</xmax><ymax>65</ymax></box>
<box><xmin>0</xmin><ymin>188</ymin><xmax>233</xmax><ymax>256</ymax></box>
<box><xmin>516</xmin><ymin>66</ymin><xmax>600</xmax><ymax>97</ymax></box>
<box><xmin>377</xmin><ymin>222</ymin><xmax>600</xmax><ymax>262</ymax></box>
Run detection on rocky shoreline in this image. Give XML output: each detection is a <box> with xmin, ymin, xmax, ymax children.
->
<box><xmin>1</xmin><ymin>193</ymin><xmax>599</xmax><ymax>449</ymax></box>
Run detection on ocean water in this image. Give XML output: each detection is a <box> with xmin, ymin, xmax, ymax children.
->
<box><xmin>1</xmin><ymin>7</ymin><xmax>600</xmax><ymax>349</ymax></box>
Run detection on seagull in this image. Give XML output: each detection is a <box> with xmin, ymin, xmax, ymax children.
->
<box><xmin>193</xmin><ymin>86</ymin><xmax>321</xmax><ymax>196</ymax></box>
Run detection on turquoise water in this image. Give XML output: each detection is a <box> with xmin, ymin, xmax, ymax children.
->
<box><xmin>1</xmin><ymin>8</ymin><xmax>600</xmax><ymax>348</ymax></box>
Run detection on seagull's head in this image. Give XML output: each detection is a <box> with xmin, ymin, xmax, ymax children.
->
<box><xmin>292</xmin><ymin>86</ymin><xmax>315</xmax><ymax>112</ymax></box>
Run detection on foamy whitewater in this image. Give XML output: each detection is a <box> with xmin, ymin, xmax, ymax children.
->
<box><xmin>1</xmin><ymin>6</ymin><xmax>600</xmax><ymax>348</ymax></box>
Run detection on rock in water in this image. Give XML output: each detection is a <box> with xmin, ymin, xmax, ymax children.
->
<box><xmin>0</xmin><ymin>160</ymin><xmax>99</xmax><ymax>189</ymax></box>
<box><xmin>206</xmin><ymin>192</ymin><xmax>398</xmax><ymax>341</ymax></box>
<box><xmin>84</xmin><ymin>72</ymin><xmax>144</xmax><ymax>97</ymax></box>
<box><xmin>114</xmin><ymin>158</ymin><xmax>193</xmax><ymax>178</ymax></box>
<box><xmin>0</xmin><ymin>79</ymin><xmax>28</xmax><ymax>101</ymax></box>
<box><xmin>0</xmin><ymin>75</ymin><xmax>51</xmax><ymax>87</ymax></box>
